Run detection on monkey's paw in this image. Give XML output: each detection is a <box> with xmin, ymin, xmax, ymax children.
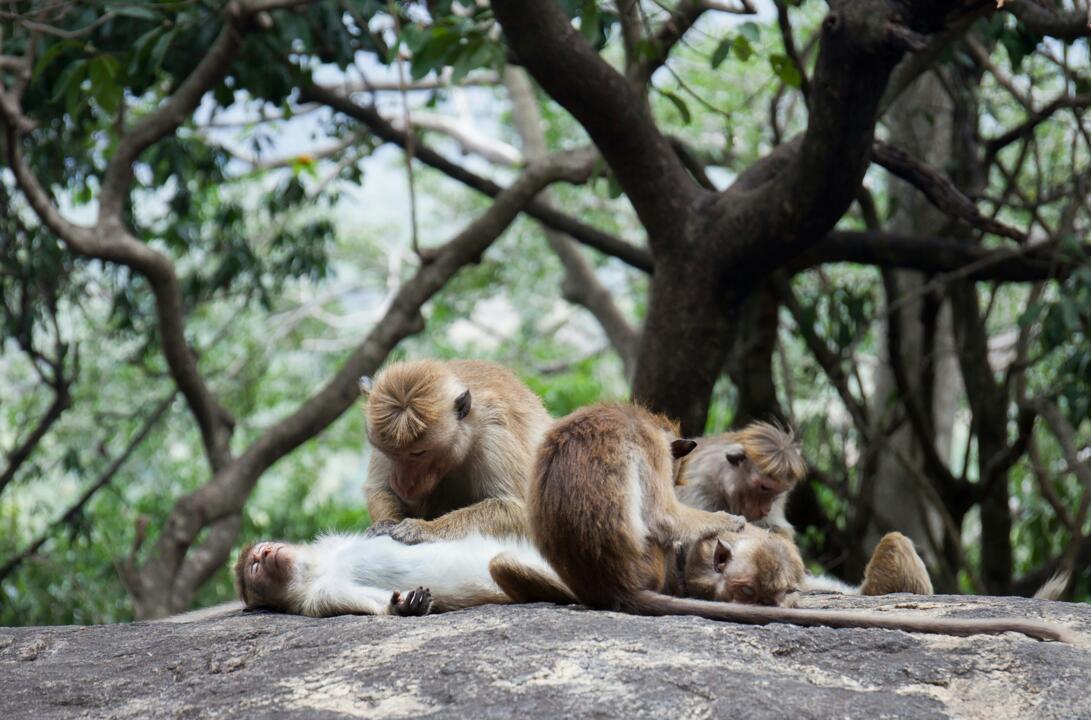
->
<box><xmin>715</xmin><ymin>511</ymin><xmax>747</xmax><ymax>532</ymax></box>
<box><xmin>383</xmin><ymin>519</ymin><xmax>434</xmax><ymax>545</ymax></box>
<box><xmin>390</xmin><ymin>587</ymin><xmax>433</xmax><ymax>617</ymax></box>
<box><xmin>363</xmin><ymin>519</ymin><xmax>399</xmax><ymax>538</ymax></box>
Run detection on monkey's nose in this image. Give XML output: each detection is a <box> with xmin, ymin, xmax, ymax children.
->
<box><xmin>756</xmin><ymin>477</ymin><xmax>781</xmax><ymax>494</ymax></box>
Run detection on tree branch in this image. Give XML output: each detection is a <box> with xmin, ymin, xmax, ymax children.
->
<box><xmin>1005</xmin><ymin>1</ymin><xmax>1091</xmax><ymax>41</ymax></box>
<box><xmin>302</xmin><ymin>82</ymin><xmax>653</xmax><ymax>272</ymax></box>
<box><xmin>0</xmin><ymin>393</ymin><xmax>176</xmax><ymax>585</ymax></box>
<box><xmin>490</xmin><ymin>0</ymin><xmax>700</xmax><ymax>247</ymax></box>
<box><xmin>792</xmin><ymin>230</ymin><xmax>1085</xmax><ymax>281</ymax></box>
<box><xmin>0</xmin><ymin>376</ymin><xmax>70</xmax><ymax>495</ymax></box>
<box><xmin>873</xmin><ymin>140</ymin><xmax>1027</xmax><ymax>242</ymax></box>
<box><xmin>505</xmin><ymin>67</ymin><xmax>638</xmax><ymax>376</ymax></box>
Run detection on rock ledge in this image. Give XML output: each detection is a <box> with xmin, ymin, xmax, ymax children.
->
<box><xmin>2</xmin><ymin>593</ymin><xmax>1089</xmax><ymax>719</ymax></box>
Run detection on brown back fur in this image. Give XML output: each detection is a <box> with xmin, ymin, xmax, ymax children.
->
<box><xmin>528</xmin><ymin>403</ymin><xmax>673</xmax><ymax>609</ymax></box>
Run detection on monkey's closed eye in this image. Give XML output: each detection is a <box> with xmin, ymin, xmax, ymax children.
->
<box><xmin>411</xmin><ymin>449</ymin><xmax>427</xmax><ymax>458</ymax></box>
<box><xmin>739</xmin><ymin>586</ymin><xmax>755</xmax><ymax>600</ymax></box>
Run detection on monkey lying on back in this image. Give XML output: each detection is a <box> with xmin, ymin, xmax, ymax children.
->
<box><xmin>234</xmin><ymin>532</ymin><xmax>571</xmax><ymax>617</ymax></box>
<box><xmin>361</xmin><ymin>359</ymin><xmax>552</xmax><ymax>543</ymax></box>
<box><xmin>676</xmin><ymin>422</ymin><xmax>933</xmax><ymax>596</ymax></box>
<box><xmin>491</xmin><ymin>403</ymin><xmax>1073</xmax><ymax>641</ymax></box>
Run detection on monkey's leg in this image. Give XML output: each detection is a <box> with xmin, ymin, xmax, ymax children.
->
<box><xmin>860</xmin><ymin>532</ymin><xmax>933</xmax><ymax>596</ymax></box>
<box><xmin>382</xmin><ymin>497</ymin><xmax>528</xmax><ymax>544</ymax></box>
<box><xmin>489</xmin><ymin>553</ymin><xmax>577</xmax><ymax>605</ymax></box>
<box><xmin>302</xmin><ymin>583</ymin><xmax>408</xmax><ymax>617</ymax></box>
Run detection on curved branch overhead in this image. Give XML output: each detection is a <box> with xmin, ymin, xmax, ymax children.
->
<box><xmin>302</xmin><ymin>84</ymin><xmax>654</xmax><ymax>273</ymax></box>
<box><xmin>491</xmin><ymin>0</ymin><xmax>702</xmax><ymax>248</ymax></box>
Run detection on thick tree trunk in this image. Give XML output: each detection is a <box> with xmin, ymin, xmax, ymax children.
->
<box><xmin>631</xmin><ymin>262</ymin><xmax>737</xmax><ymax>436</ymax></box>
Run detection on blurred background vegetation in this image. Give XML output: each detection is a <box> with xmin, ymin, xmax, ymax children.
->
<box><xmin>1</xmin><ymin>0</ymin><xmax>1089</xmax><ymax>624</ymax></box>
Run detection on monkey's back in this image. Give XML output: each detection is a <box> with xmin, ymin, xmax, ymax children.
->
<box><xmin>528</xmin><ymin>403</ymin><xmax>668</xmax><ymax>609</ymax></box>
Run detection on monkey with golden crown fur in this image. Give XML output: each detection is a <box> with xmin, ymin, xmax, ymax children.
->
<box><xmin>359</xmin><ymin>359</ymin><xmax>552</xmax><ymax>544</ymax></box>
<box><xmin>675</xmin><ymin>421</ymin><xmax>933</xmax><ymax>596</ymax></box>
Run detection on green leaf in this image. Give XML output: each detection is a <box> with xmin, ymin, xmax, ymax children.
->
<box><xmin>115</xmin><ymin>6</ymin><xmax>161</xmax><ymax>21</ymax></box>
<box><xmin>32</xmin><ymin>39</ymin><xmax>83</xmax><ymax>81</ymax></box>
<box><xmin>579</xmin><ymin>1</ymin><xmax>600</xmax><ymax>43</ymax></box>
<box><xmin>710</xmin><ymin>38</ymin><xmax>732</xmax><ymax>69</ymax></box>
<box><xmin>660</xmin><ymin>90</ymin><xmax>691</xmax><ymax>124</ymax></box>
<box><xmin>51</xmin><ymin>59</ymin><xmax>87</xmax><ymax>104</ymax></box>
<box><xmin>732</xmin><ymin>36</ymin><xmax>754</xmax><ymax>62</ymax></box>
<box><xmin>149</xmin><ymin>27</ymin><xmax>178</xmax><ymax>71</ymax></box>
<box><xmin>770</xmin><ymin>53</ymin><xmax>802</xmax><ymax>87</ymax></box>
<box><xmin>738</xmin><ymin>21</ymin><xmax>760</xmax><ymax>43</ymax></box>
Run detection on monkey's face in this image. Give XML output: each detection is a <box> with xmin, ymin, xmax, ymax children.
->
<box><xmin>367</xmin><ymin>386</ymin><xmax>474</xmax><ymax>504</ymax></box>
<box><xmin>235</xmin><ymin>541</ymin><xmax>297</xmax><ymax>610</ymax></box>
<box><xmin>381</xmin><ymin>428</ymin><xmax>466</xmax><ymax>503</ymax></box>
<box><xmin>686</xmin><ymin>532</ymin><xmax>803</xmax><ymax>607</ymax></box>
<box><xmin>684</xmin><ymin>440</ymin><xmax>790</xmax><ymax>521</ymax></box>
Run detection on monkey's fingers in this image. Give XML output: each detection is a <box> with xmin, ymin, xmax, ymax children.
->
<box><xmin>392</xmin><ymin>587</ymin><xmax>432</xmax><ymax>616</ymax></box>
<box><xmin>386</xmin><ymin>519</ymin><xmax>430</xmax><ymax>545</ymax></box>
<box><xmin>410</xmin><ymin>587</ymin><xmax>433</xmax><ymax>615</ymax></box>
<box><xmin>365</xmin><ymin>519</ymin><xmax>400</xmax><ymax>538</ymax></box>
<box><xmin>713</xmin><ymin>511</ymin><xmax>747</xmax><ymax>533</ymax></box>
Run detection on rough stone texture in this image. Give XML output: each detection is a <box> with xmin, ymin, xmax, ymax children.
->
<box><xmin>1</xmin><ymin>593</ymin><xmax>1089</xmax><ymax>719</ymax></box>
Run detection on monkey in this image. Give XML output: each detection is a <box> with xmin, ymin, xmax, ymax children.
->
<box><xmin>234</xmin><ymin>531</ymin><xmax>571</xmax><ymax>618</ymax></box>
<box><xmin>674</xmin><ymin>421</ymin><xmax>805</xmax><ymax>537</ymax></box>
<box><xmin>675</xmin><ymin>423</ymin><xmax>934</xmax><ymax>596</ymax></box>
<box><xmin>490</xmin><ymin>403</ymin><xmax>1074</xmax><ymax>642</ymax></box>
<box><xmin>360</xmin><ymin>359</ymin><xmax>552</xmax><ymax>544</ymax></box>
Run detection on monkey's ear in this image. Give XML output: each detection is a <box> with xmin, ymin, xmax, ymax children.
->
<box><xmin>671</xmin><ymin>439</ymin><xmax>697</xmax><ymax>458</ymax></box>
<box><xmin>725</xmin><ymin>443</ymin><xmax>746</xmax><ymax>466</ymax></box>
<box><xmin>714</xmin><ymin>539</ymin><xmax>733</xmax><ymax>573</ymax></box>
<box><xmin>358</xmin><ymin>376</ymin><xmax>374</xmax><ymax>396</ymax></box>
<box><xmin>454</xmin><ymin>389</ymin><xmax>472</xmax><ymax>419</ymax></box>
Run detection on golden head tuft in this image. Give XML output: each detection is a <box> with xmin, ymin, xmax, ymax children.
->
<box><xmin>735</xmin><ymin>421</ymin><xmax>807</xmax><ymax>486</ymax></box>
<box><xmin>365</xmin><ymin>360</ymin><xmax>449</xmax><ymax>449</ymax></box>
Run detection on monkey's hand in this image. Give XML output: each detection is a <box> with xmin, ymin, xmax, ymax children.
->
<box><xmin>363</xmin><ymin>519</ymin><xmax>400</xmax><ymax>538</ymax></box>
<box><xmin>713</xmin><ymin>511</ymin><xmax>747</xmax><ymax>533</ymax></box>
<box><xmin>382</xmin><ymin>518</ymin><xmax>438</xmax><ymax>545</ymax></box>
<box><xmin>390</xmin><ymin>587</ymin><xmax>433</xmax><ymax>617</ymax></box>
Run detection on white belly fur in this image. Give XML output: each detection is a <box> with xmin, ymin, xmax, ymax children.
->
<box><xmin>307</xmin><ymin>532</ymin><xmax>554</xmax><ymax>610</ymax></box>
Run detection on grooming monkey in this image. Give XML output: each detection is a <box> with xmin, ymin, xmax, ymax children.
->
<box><xmin>675</xmin><ymin>421</ymin><xmax>804</xmax><ymax>536</ymax></box>
<box><xmin>676</xmin><ymin>422</ymin><xmax>934</xmax><ymax>596</ymax></box>
<box><xmin>234</xmin><ymin>532</ymin><xmax>571</xmax><ymax>618</ymax></box>
<box><xmin>361</xmin><ymin>359</ymin><xmax>551</xmax><ymax>543</ymax></box>
<box><xmin>491</xmin><ymin>403</ymin><xmax>1072</xmax><ymax>641</ymax></box>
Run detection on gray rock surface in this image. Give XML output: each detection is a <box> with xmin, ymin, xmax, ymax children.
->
<box><xmin>2</xmin><ymin>593</ymin><xmax>1090</xmax><ymax>719</ymax></box>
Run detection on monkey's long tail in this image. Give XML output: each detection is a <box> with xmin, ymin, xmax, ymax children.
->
<box><xmin>631</xmin><ymin>591</ymin><xmax>1078</xmax><ymax>644</ymax></box>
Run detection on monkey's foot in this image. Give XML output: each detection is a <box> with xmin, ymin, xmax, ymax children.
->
<box><xmin>390</xmin><ymin>587</ymin><xmax>433</xmax><ymax>616</ymax></box>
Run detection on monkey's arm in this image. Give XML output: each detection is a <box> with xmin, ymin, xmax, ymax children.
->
<box><xmin>300</xmin><ymin>582</ymin><xmax>432</xmax><ymax>618</ymax></box>
<box><xmin>380</xmin><ymin>497</ymin><xmax>528</xmax><ymax>544</ymax></box>
<box><xmin>365</xmin><ymin>483</ymin><xmax>408</xmax><ymax>525</ymax></box>
<box><xmin>755</xmin><ymin>498</ymin><xmax>795</xmax><ymax>539</ymax></box>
